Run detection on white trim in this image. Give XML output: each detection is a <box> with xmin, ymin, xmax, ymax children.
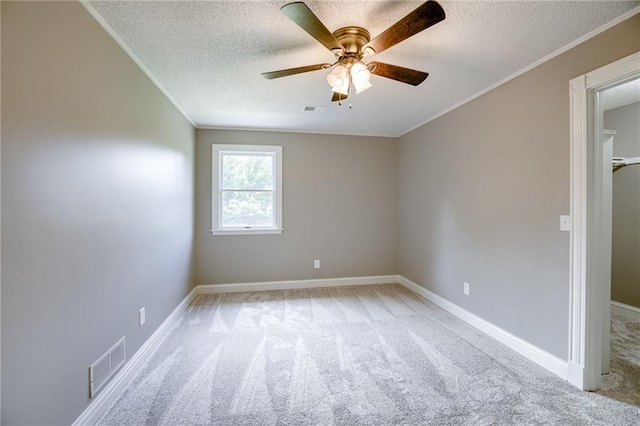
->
<box><xmin>72</xmin><ymin>274</ymin><xmax>578</xmax><ymax>424</ymax></box>
<box><xmin>586</xmin><ymin>52</ymin><xmax>640</xmax><ymax>88</ymax></box>
<box><xmin>611</xmin><ymin>301</ymin><xmax>640</xmax><ymax>323</ymax></box>
<box><xmin>397</xmin><ymin>276</ymin><xmax>569</xmax><ymax>380</ymax></box>
<box><xmin>71</xmin><ymin>276</ymin><xmax>394</xmax><ymax>424</ymax></box>
<box><xmin>197</xmin><ymin>275</ymin><xmax>399</xmax><ymax>294</ymax></box>
<box><xmin>599</xmin><ymin>130</ymin><xmax>615</xmax><ymax>375</ymax></box>
<box><xmin>72</xmin><ymin>287</ymin><xmax>199</xmax><ymax>426</ymax></box>
<box><xmin>211</xmin><ymin>229</ymin><xmax>285</xmax><ymax>236</ymax></box>
<box><xmin>401</xmin><ymin>6</ymin><xmax>640</xmax><ymax>137</ymax></box>
<box><xmin>0</xmin><ymin>2</ymin><xmax>3</xmax><ymax>420</ymax></box>
<box><xmin>211</xmin><ymin>144</ymin><xmax>283</xmax><ymax>236</ymax></box>
<box><xmin>79</xmin><ymin>1</ymin><xmax>196</xmax><ymax>128</ymax></box>
<box><xmin>213</xmin><ymin>144</ymin><xmax>283</xmax><ymax>153</ymax></box>
<box><xmin>145</xmin><ymin>5</ymin><xmax>640</xmax><ymax>139</ymax></box>
<box><xmin>568</xmin><ymin>51</ymin><xmax>640</xmax><ymax>391</ymax></box>
<box><xmin>79</xmin><ymin>0</ymin><xmax>639</xmax><ymax>139</ymax></box>
<box><xmin>196</xmin><ymin>125</ymin><xmax>398</xmax><ymax>139</ymax></box>
<box><xmin>203</xmin><ymin>275</ymin><xmax>571</xmax><ymax>381</ymax></box>
<box><xmin>568</xmin><ymin>74</ymin><xmax>588</xmax><ymax>385</ymax></box>
<box><xmin>567</xmin><ymin>361</ymin><xmax>585</xmax><ymax>388</ymax></box>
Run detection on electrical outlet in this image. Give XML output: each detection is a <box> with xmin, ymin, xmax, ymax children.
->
<box><xmin>139</xmin><ymin>307</ymin><xmax>146</xmax><ymax>327</ymax></box>
<box><xmin>464</xmin><ymin>282</ymin><xmax>470</xmax><ymax>296</ymax></box>
<box><xmin>314</xmin><ymin>259</ymin><xmax>320</xmax><ymax>269</ymax></box>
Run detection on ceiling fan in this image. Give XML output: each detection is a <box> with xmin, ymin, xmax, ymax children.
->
<box><xmin>262</xmin><ymin>1</ymin><xmax>446</xmax><ymax>103</ymax></box>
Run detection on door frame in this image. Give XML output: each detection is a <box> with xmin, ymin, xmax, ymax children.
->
<box><xmin>567</xmin><ymin>51</ymin><xmax>640</xmax><ymax>390</ymax></box>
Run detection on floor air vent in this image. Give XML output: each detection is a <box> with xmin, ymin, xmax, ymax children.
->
<box><xmin>89</xmin><ymin>337</ymin><xmax>126</xmax><ymax>398</ymax></box>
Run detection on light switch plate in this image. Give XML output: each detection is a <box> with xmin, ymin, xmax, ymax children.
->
<box><xmin>139</xmin><ymin>307</ymin><xmax>146</xmax><ymax>327</ymax></box>
<box><xmin>560</xmin><ymin>215</ymin><xmax>571</xmax><ymax>232</ymax></box>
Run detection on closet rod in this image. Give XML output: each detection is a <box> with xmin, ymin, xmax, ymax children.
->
<box><xmin>613</xmin><ymin>156</ymin><xmax>640</xmax><ymax>172</ymax></box>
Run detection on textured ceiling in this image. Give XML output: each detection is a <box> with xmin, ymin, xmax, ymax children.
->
<box><xmin>601</xmin><ymin>78</ymin><xmax>640</xmax><ymax>111</ymax></box>
<box><xmin>85</xmin><ymin>1</ymin><xmax>640</xmax><ymax>136</ymax></box>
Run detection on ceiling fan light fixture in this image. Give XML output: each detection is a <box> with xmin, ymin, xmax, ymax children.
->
<box><xmin>331</xmin><ymin>83</ymin><xmax>350</xmax><ymax>96</ymax></box>
<box><xmin>351</xmin><ymin>61</ymin><xmax>371</xmax><ymax>85</ymax></box>
<box><xmin>264</xmin><ymin>1</ymin><xmax>446</xmax><ymax>102</ymax></box>
<box><xmin>327</xmin><ymin>65</ymin><xmax>350</xmax><ymax>95</ymax></box>
<box><xmin>354</xmin><ymin>80</ymin><xmax>372</xmax><ymax>94</ymax></box>
<box><xmin>351</xmin><ymin>61</ymin><xmax>372</xmax><ymax>94</ymax></box>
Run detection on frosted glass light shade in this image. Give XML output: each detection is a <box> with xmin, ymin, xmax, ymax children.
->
<box><xmin>327</xmin><ymin>65</ymin><xmax>349</xmax><ymax>95</ymax></box>
<box><xmin>354</xmin><ymin>80</ymin><xmax>372</xmax><ymax>94</ymax></box>
<box><xmin>350</xmin><ymin>61</ymin><xmax>371</xmax><ymax>86</ymax></box>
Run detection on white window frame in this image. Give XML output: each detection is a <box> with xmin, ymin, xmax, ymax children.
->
<box><xmin>211</xmin><ymin>144</ymin><xmax>283</xmax><ymax>235</ymax></box>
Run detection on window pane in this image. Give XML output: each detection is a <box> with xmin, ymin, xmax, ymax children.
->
<box><xmin>221</xmin><ymin>191</ymin><xmax>274</xmax><ymax>227</ymax></box>
<box><xmin>222</xmin><ymin>154</ymin><xmax>273</xmax><ymax>190</ymax></box>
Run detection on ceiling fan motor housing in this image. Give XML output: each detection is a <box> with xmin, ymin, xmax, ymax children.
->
<box><xmin>332</xmin><ymin>26</ymin><xmax>371</xmax><ymax>56</ymax></box>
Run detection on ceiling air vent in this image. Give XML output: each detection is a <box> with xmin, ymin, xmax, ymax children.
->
<box><xmin>303</xmin><ymin>106</ymin><xmax>327</xmax><ymax>113</ymax></box>
<box><xmin>89</xmin><ymin>337</ymin><xmax>126</xmax><ymax>398</ymax></box>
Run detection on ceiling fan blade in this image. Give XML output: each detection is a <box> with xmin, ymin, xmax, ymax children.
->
<box><xmin>281</xmin><ymin>2</ymin><xmax>344</xmax><ymax>54</ymax></box>
<box><xmin>262</xmin><ymin>63</ymin><xmax>332</xmax><ymax>79</ymax></box>
<box><xmin>331</xmin><ymin>92</ymin><xmax>348</xmax><ymax>102</ymax></box>
<box><xmin>369</xmin><ymin>62</ymin><xmax>429</xmax><ymax>86</ymax></box>
<box><xmin>364</xmin><ymin>1</ymin><xmax>445</xmax><ymax>56</ymax></box>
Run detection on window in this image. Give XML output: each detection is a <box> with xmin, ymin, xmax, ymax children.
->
<box><xmin>211</xmin><ymin>144</ymin><xmax>282</xmax><ymax>235</ymax></box>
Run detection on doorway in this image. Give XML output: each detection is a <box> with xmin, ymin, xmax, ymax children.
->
<box><xmin>598</xmin><ymin>78</ymin><xmax>640</xmax><ymax>404</ymax></box>
<box><xmin>567</xmin><ymin>51</ymin><xmax>640</xmax><ymax>391</ymax></box>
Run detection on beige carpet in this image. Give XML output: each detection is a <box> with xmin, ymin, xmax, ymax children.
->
<box><xmin>598</xmin><ymin>310</ymin><xmax>640</xmax><ymax>406</ymax></box>
<box><xmin>98</xmin><ymin>284</ymin><xmax>640</xmax><ymax>425</ymax></box>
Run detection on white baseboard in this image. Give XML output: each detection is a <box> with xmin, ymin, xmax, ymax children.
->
<box><xmin>74</xmin><ymin>274</ymin><xmax>573</xmax><ymax>424</ymax></box>
<box><xmin>396</xmin><ymin>276</ymin><xmax>568</xmax><ymax>380</ymax></box>
<box><xmin>611</xmin><ymin>300</ymin><xmax>640</xmax><ymax>322</ymax></box>
<box><xmin>73</xmin><ymin>286</ymin><xmax>199</xmax><ymax>426</ymax></box>
<box><xmin>567</xmin><ymin>361</ymin><xmax>587</xmax><ymax>390</ymax></box>
<box><xmin>72</xmin><ymin>276</ymin><xmax>395</xmax><ymax>424</ymax></box>
<box><xmin>197</xmin><ymin>275</ymin><xmax>398</xmax><ymax>294</ymax></box>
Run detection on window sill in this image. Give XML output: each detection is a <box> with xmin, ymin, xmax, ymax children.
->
<box><xmin>210</xmin><ymin>228</ymin><xmax>283</xmax><ymax>236</ymax></box>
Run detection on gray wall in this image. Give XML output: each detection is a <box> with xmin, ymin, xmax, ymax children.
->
<box><xmin>398</xmin><ymin>14</ymin><xmax>640</xmax><ymax>359</ymax></box>
<box><xmin>195</xmin><ymin>129</ymin><xmax>397</xmax><ymax>284</ymax></box>
<box><xmin>1</xmin><ymin>2</ymin><xmax>195</xmax><ymax>425</ymax></box>
<box><xmin>0</xmin><ymin>2</ymin><xmax>637</xmax><ymax>424</ymax></box>
<box><xmin>0</xmin><ymin>2</ymin><xmax>3</xmax><ymax>421</ymax></box>
<box><xmin>606</xmin><ymin>102</ymin><xmax>640</xmax><ymax>308</ymax></box>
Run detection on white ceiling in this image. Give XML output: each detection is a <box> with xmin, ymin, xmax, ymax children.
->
<box><xmin>85</xmin><ymin>1</ymin><xmax>640</xmax><ymax>137</ymax></box>
<box><xmin>601</xmin><ymin>78</ymin><xmax>640</xmax><ymax>111</ymax></box>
